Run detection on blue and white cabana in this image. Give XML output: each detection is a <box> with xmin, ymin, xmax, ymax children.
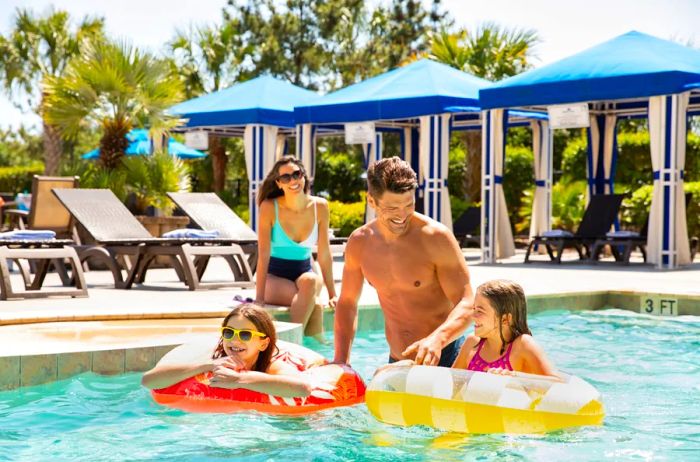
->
<box><xmin>294</xmin><ymin>59</ymin><xmax>491</xmax><ymax>231</ymax></box>
<box><xmin>170</xmin><ymin>76</ymin><xmax>320</xmax><ymax>230</ymax></box>
<box><xmin>480</xmin><ymin>31</ymin><xmax>700</xmax><ymax>268</ymax></box>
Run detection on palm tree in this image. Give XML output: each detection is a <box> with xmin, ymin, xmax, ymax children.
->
<box><xmin>169</xmin><ymin>24</ymin><xmax>249</xmax><ymax>192</ymax></box>
<box><xmin>43</xmin><ymin>41</ymin><xmax>184</xmax><ymax>170</ymax></box>
<box><xmin>429</xmin><ymin>23</ymin><xmax>539</xmax><ymax>203</ymax></box>
<box><xmin>0</xmin><ymin>8</ymin><xmax>103</xmax><ymax>174</ymax></box>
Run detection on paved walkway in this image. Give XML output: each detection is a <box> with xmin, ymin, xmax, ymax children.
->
<box><xmin>1</xmin><ymin>249</ymin><xmax>698</xmax><ymax>325</ymax></box>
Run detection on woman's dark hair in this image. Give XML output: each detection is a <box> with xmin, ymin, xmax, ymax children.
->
<box><xmin>257</xmin><ymin>155</ymin><xmax>310</xmax><ymax>205</ymax></box>
<box><xmin>212</xmin><ymin>303</ymin><xmax>278</xmax><ymax>372</ymax></box>
<box><xmin>477</xmin><ymin>280</ymin><xmax>531</xmax><ymax>354</ymax></box>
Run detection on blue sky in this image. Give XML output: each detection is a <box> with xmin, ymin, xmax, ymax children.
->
<box><xmin>1</xmin><ymin>0</ymin><xmax>698</xmax><ymax>130</ymax></box>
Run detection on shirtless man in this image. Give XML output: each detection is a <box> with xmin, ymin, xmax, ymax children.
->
<box><xmin>334</xmin><ymin>156</ymin><xmax>474</xmax><ymax>367</ymax></box>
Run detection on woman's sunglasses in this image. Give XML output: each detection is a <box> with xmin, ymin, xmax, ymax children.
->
<box><xmin>221</xmin><ymin>327</ymin><xmax>267</xmax><ymax>342</ymax></box>
<box><xmin>277</xmin><ymin>170</ymin><xmax>303</xmax><ymax>184</ymax></box>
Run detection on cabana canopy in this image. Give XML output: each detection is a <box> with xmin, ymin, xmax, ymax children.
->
<box><xmin>294</xmin><ymin>59</ymin><xmax>491</xmax><ymax>232</ymax></box>
<box><xmin>480</xmin><ymin>31</ymin><xmax>700</xmax><ymax>109</ymax></box>
<box><xmin>294</xmin><ymin>58</ymin><xmax>488</xmax><ymax>124</ymax></box>
<box><xmin>171</xmin><ymin>75</ymin><xmax>320</xmax><ymax>132</ymax></box>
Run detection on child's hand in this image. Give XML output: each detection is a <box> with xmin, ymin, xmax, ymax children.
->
<box><xmin>486</xmin><ymin>367</ymin><xmax>516</xmax><ymax>376</ymax></box>
<box><xmin>210</xmin><ymin>365</ymin><xmax>246</xmax><ymax>388</ymax></box>
<box><xmin>212</xmin><ymin>356</ymin><xmax>245</xmax><ymax>372</ymax></box>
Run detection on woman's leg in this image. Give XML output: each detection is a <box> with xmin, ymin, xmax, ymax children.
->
<box><xmin>263</xmin><ymin>273</ymin><xmax>297</xmax><ymax>307</ymax></box>
<box><xmin>289</xmin><ymin>272</ymin><xmax>323</xmax><ymax>335</ymax></box>
<box><xmin>303</xmin><ymin>272</ymin><xmax>325</xmax><ymax>341</ymax></box>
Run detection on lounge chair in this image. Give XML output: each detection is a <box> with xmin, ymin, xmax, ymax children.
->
<box><xmin>5</xmin><ymin>175</ymin><xmax>80</xmax><ymax>240</ymax></box>
<box><xmin>167</xmin><ymin>192</ymin><xmax>258</xmax><ymax>270</ymax></box>
<box><xmin>0</xmin><ymin>237</ymin><xmax>87</xmax><ymax>300</ymax></box>
<box><xmin>591</xmin><ymin>192</ymin><xmax>697</xmax><ymax>264</ymax></box>
<box><xmin>52</xmin><ymin>188</ymin><xmax>254</xmax><ymax>290</ymax></box>
<box><xmin>453</xmin><ymin>206</ymin><xmax>481</xmax><ymax>248</ymax></box>
<box><xmin>524</xmin><ymin>194</ymin><xmax>624</xmax><ymax>263</ymax></box>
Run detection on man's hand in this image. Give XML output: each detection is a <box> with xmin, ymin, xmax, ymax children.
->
<box><xmin>402</xmin><ymin>335</ymin><xmax>445</xmax><ymax>366</ymax></box>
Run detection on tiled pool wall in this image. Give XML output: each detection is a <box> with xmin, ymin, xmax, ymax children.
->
<box><xmin>2</xmin><ymin>290</ymin><xmax>699</xmax><ymax>391</ymax></box>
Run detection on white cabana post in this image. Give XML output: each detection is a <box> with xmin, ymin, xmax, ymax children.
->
<box><xmin>275</xmin><ymin>133</ymin><xmax>287</xmax><ymax>158</ymax></box>
<box><xmin>244</xmin><ymin>124</ymin><xmax>279</xmax><ymax>231</ymax></box>
<box><xmin>481</xmin><ymin>109</ymin><xmax>515</xmax><ymax>262</ymax></box>
<box><xmin>362</xmin><ymin>133</ymin><xmax>383</xmax><ymax>222</ymax></box>
<box><xmin>530</xmin><ymin>120</ymin><xmax>553</xmax><ymax>240</ymax></box>
<box><xmin>647</xmin><ymin>93</ymin><xmax>691</xmax><ymax>268</ymax></box>
<box><xmin>419</xmin><ymin>114</ymin><xmax>452</xmax><ymax>228</ymax></box>
<box><xmin>295</xmin><ymin>124</ymin><xmax>316</xmax><ymax>185</ymax></box>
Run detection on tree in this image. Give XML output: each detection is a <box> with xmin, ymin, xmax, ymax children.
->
<box><xmin>429</xmin><ymin>23</ymin><xmax>539</xmax><ymax>203</ymax></box>
<box><xmin>169</xmin><ymin>23</ymin><xmax>251</xmax><ymax>192</ymax></box>
<box><xmin>0</xmin><ymin>8</ymin><xmax>103</xmax><ymax>174</ymax></box>
<box><xmin>43</xmin><ymin>41</ymin><xmax>184</xmax><ymax>170</ymax></box>
<box><xmin>223</xmin><ymin>0</ymin><xmax>450</xmax><ymax>91</ymax></box>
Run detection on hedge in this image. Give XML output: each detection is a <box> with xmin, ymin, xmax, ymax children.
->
<box><xmin>0</xmin><ymin>162</ymin><xmax>44</xmax><ymax>194</ymax></box>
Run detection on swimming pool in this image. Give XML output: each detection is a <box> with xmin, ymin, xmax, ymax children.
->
<box><xmin>1</xmin><ymin>309</ymin><xmax>698</xmax><ymax>461</ymax></box>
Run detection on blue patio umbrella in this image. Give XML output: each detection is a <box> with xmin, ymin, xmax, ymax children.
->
<box><xmin>82</xmin><ymin>129</ymin><xmax>207</xmax><ymax>160</ymax></box>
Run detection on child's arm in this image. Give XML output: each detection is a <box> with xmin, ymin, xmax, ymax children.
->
<box><xmin>142</xmin><ymin>356</ymin><xmax>245</xmax><ymax>389</ymax></box>
<box><xmin>451</xmin><ymin>335</ymin><xmax>480</xmax><ymax>369</ymax></box>
<box><xmin>209</xmin><ymin>360</ymin><xmax>313</xmax><ymax>397</ymax></box>
<box><xmin>517</xmin><ymin>335</ymin><xmax>558</xmax><ymax>377</ymax></box>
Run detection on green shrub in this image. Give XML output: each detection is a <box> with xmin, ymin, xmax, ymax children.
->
<box><xmin>328</xmin><ymin>196</ymin><xmax>365</xmax><ymax>237</ymax></box>
<box><xmin>448</xmin><ymin>139</ymin><xmax>467</xmax><ymax>199</ymax></box>
<box><xmin>232</xmin><ymin>203</ymin><xmax>250</xmax><ymax>225</ymax></box>
<box><xmin>314</xmin><ymin>151</ymin><xmax>365</xmax><ymax>202</ymax></box>
<box><xmin>504</xmin><ymin>145</ymin><xmax>534</xmax><ymax>226</ymax></box>
<box><xmin>622</xmin><ymin>181</ymin><xmax>700</xmax><ymax>237</ymax></box>
<box><xmin>560</xmin><ymin>131</ymin><xmax>700</xmax><ymax>186</ymax></box>
<box><xmin>0</xmin><ymin>162</ymin><xmax>45</xmax><ymax>193</ymax></box>
<box><xmin>551</xmin><ymin>180</ymin><xmax>587</xmax><ymax>231</ymax></box>
<box><xmin>122</xmin><ymin>151</ymin><xmax>189</xmax><ymax>214</ymax></box>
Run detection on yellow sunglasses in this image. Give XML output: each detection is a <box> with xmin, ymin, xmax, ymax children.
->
<box><xmin>221</xmin><ymin>327</ymin><xmax>267</xmax><ymax>342</ymax></box>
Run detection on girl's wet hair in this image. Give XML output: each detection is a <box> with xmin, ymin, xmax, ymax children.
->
<box><xmin>257</xmin><ymin>155</ymin><xmax>310</xmax><ymax>205</ymax></box>
<box><xmin>212</xmin><ymin>303</ymin><xmax>278</xmax><ymax>372</ymax></box>
<box><xmin>477</xmin><ymin>280</ymin><xmax>531</xmax><ymax>354</ymax></box>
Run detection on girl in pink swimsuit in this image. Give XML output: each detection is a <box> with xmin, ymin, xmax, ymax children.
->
<box><xmin>451</xmin><ymin>280</ymin><xmax>558</xmax><ymax>377</ymax></box>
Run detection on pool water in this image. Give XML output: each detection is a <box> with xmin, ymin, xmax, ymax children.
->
<box><xmin>1</xmin><ymin>309</ymin><xmax>698</xmax><ymax>462</ymax></box>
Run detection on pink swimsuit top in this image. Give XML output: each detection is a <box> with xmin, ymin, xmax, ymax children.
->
<box><xmin>467</xmin><ymin>338</ymin><xmax>514</xmax><ymax>372</ymax></box>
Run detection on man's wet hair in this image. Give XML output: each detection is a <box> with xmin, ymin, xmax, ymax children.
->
<box><xmin>367</xmin><ymin>156</ymin><xmax>418</xmax><ymax>199</ymax></box>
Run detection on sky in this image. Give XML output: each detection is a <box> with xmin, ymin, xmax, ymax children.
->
<box><xmin>1</xmin><ymin>0</ymin><xmax>699</xmax><ymax>130</ymax></box>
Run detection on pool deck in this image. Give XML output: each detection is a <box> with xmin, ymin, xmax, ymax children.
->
<box><xmin>1</xmin><ymin>249</ymin><xmax>699</xmax><ymax>390</ymax></box>
<box><xmin>1</xmin><ymin>249</ymin><xmax>699</xmax><ymax>326</ymax></box>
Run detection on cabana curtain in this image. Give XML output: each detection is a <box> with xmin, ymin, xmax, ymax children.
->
<box><xmin>481</xmin><ymin>109</ymin><xmax>515</xmax><ymax>261</ymax></box>
<box><xmin>362</xmin><ymin>133</ymin><xmax>383</xmax><ymax>222</ymax></box>
<box><xmin>530</xmin><ymin>120</ymin><xmax>552</xmax><ymax>240</ymax></box>
<box><xmin>647</xmin><ymin>93</ymin><xmax>691</xmax><ymax>268</ymax></box>
<box><xmin>419</xmin><ymin>115</ymin><xmax>452</xmax><ymax>228</ymax></box>
<box><xmin>244</xmin><ymin>124</ymin><xmax>279</xmax><ymax>231</ymax></box>
<box><xmin>295</xmin><ymin>124</ymin><xmax>317</xmax><ymax>184</ymax></box>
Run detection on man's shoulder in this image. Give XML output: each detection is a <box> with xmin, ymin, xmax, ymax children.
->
<box><xmin>413</xmin><ymin>213</ymin><xmax>455</xmax><ymax>242</ymax></box>
<box><xmin>347</xmin><ymin>222</ymin><xmax>374</xmax><ymax>246</ymax></box>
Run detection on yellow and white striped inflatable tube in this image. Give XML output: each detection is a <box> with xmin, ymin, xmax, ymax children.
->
<box><xmin>366</xmin><ymin>365</ymin><xmax>604</xmax><ymax>434</ymax></box>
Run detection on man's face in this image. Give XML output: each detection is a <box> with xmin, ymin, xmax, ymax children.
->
<box><xmin>369</xmin><ymin>190</ymin><xmax>416</xmax><ymax>236</ymax></box>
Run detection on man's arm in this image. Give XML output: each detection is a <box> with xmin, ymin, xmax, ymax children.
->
<box><xmin>403</xmin><ymin>227</ymin><xmax>474</xmax><ymax>365</ymax></box>
<box><xmin>333</xmin><ymin>233</ymin><xmax>365</xmax><ymax>364</ymax></box>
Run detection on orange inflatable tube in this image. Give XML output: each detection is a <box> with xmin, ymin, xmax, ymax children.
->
<box><xmin>151</xmin><ymin>343</ymin><xmax>366</xmax><ymax>415</ymax></box>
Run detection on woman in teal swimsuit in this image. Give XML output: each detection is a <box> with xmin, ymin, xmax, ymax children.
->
<box><xmin>256</xmin><ymin>156</ymin><xmax>337</xmax><ymax>339</ymax></box>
